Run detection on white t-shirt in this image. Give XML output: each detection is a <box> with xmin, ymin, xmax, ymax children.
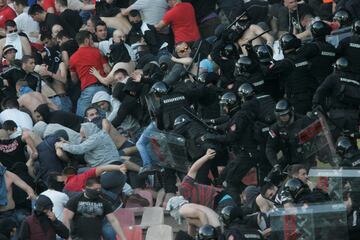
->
<box><xmin>14</xmin><ymin>7</ymin><xmax>40</xmax><ymax>43</ymax></box>
<box><xmin>0</xmin><ymin>108</ymin><xmax>33</xmax><ymax>130</ymax></box>
<box><xmin>41</xmin><ymin>190</ymin><xmax>69</xmax><ymax>222</ymax></box>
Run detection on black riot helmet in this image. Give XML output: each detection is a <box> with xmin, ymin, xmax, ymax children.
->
<box><xmin>311</xmin><ymin>21</ymin><xmax>332</xmax><ymax>39</ymax></box>
<box><xmin>219</xmin><ymin>92</ymin><xmax>239</xmax><ymax>114</ymax></box>
<box><xmin>196</xmin><ymin>224</ymin><xmax>218</xmax><ymax>240</ymax></box>
<box><xmin>234</xmin><ymin>55</ymin><xmax>256</xmax><ymax>76</ymax></box>
<box><xmin>173</xmin><ymin>114</ymin><xmax>191</xmax><ymax>128</ymax></box>
<box><xmin>221</xmin><ymin>44</ymin><xmax>237</xmax><ymax>59</ymax></box>
<box><xmin>334</xmin><ymin>57</ymin><xmax>350</xmax><ymax>72</ymax></box>
<box><xmin>336</xmin><ymin>136</ymin><xmax>354</xmax><ymax>157</ymax></box>
<box><xmin>198</xmin><ymin>72</ymin><xmax>220</xmax><ymax>85</ymax></box>
<box><xmin>284</xmin><ymin>178</ymin><xmax>310</xmax><ymax>202</ymax></box>
<box><xmin>333</xmin><ymin>9</ymin><xmax>352</xmax><ymax>27</ymax></box>
<box><xmin>274</xmin><ymin>99</ymin><xmax>294</xmax><ymax>125</ymax></box>
<box><xmin>279</xmin><ymin>33</ymin><xmax>301</xmax><ymax>51</ymax></box>
<box><xmin>238</xmin><ymin>83</ymin><xmax>255</xmax><ymax>101</ymax></box>
<box><xmin>353</xmin><ymin>20</ymin><xmax>360</xmax><ymax>35</ymax></box>
<box><xmin>220</xmin><ymin>206</ymin><xmax>234</xmax><ymax>226</ymax></box>
<box><xmin>253</xmin><ymin>44</ymin><xmax>273</xmax><ymax>63</ymax></box>
<box><xmin>149</xmin><ymin>81</ymin><xmax>169</xmax><ymax>97</ymax></box>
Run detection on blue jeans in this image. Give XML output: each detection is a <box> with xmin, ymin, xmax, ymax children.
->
<box><xmin>136</xmin><ymin>121</ymin><xmax>159</xmax><ymax>167</ymax></box>
<box><xmin>76</xmin><ymin>84</ymin><xmax>108</xmax><ymax>116</ymax></box>
<box><xmin>102</xmin><ymin>219</ymin><xmax>116</xmax><ymax>240</ymax></box>
<box><xmin>50</xmin><ymin>95</ymin><xmax>72</xmax><ymax>112</ymax></box>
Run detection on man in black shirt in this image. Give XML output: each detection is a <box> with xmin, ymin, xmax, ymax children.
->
<box><xmin>28</xmin><ymin>4</ymin><xmax>67</xmax><ymax>36</ymax></box>
<box><xmin>55</xmin><ymin>0</ymin><xmax>83</xmax><ymax>38</ymax></box>
<box><xmin>1</xmin><ymin>55</ymin><xmax>41</xmax><ymax>97</ymax></box>
<box><xmin>63</xmin><ymin>177</ymin><xmax>127</xmax><ymax>240</ymax></box>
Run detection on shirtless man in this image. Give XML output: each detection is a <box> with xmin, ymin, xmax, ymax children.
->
<box><xmin>234</xmin><ymin>14</ymin><xmax>274</xmax><ymax>55</ymax></box>
<box><xmin>0</xmin><ymin>164</ymin><xmax>36</xmax><ymax>222</ymax></box>
<box><xmin>16</xmin><ymin>80</ymin><xmax>59</xmax><ymax>120</ymax></box>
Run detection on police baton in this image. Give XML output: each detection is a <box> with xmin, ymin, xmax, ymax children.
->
<box><xmin>225</xmin><ymin>10</ymin><xmax>248</xmax><ymax>31</ymax></box>
<box><xmin>241</xmin><ymin>29</ymin><xmax>271</xmax><ymax>48</ymax></box>
<box><xmin>182</xmin><ymin>107</ymin><xmax>217</xmax><ymax>133</ymax></box>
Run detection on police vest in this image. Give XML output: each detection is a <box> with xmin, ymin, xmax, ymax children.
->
<box><xmin>310</xmin><ymin>41</ymin><xmax>336</xmax><ymax>82</ymax></box>
<box><xmin>159</xmin><ymin>93</ymin><xmax>187</xmax><ymax>130</ymax></box>
<box><xmin>337</xmin><ymin>76</ymin><xmax>360</xmax><ymax>105</ymax></box>
<box><xmin>253</xmin><ymin>95</ymin><xmax>276</xmax><ymax>144</ymax></box>
<box><xmin>284</xmin><ymin>55</ymin><xmax>313</xmax><ymax>95</ymax></box>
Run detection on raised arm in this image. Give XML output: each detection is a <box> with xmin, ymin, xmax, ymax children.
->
<box><xmin>187</xmin><ymin>149</ymin><xmax>216</xmax><ymax>179</ymax></box>
<box><xmin>95</xmin><ymin>164</ymin><xmax>127</xmax><ymax>176</ymax></box>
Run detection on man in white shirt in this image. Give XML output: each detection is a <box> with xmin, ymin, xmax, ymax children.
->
<box><xmin>40</xmin><ymin>172</ymin><xmax>69</xmax><ymax>222</ymax></box>
<box><xmin>0</xmin><ymin>98</ymin><xmax>33</xmax><ymax>130</ymax></box>
<box><xmin>13</xmin><ymin>0</ymin><xmax>40</xmax><ymax>43</ymax></box>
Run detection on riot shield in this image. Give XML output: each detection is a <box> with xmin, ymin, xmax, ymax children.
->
<box><xmin>144</xmin><ymin>130</ymin><xmax>189</xmax><ymax>173</ymax></box>
<box><xmin>309</xmin><ymin>168</ymin><xmax>360</xmax><ymax>202</ymax></box>
<box><xmin>270</xmin><ymin>203</ymin><xmax>348</xmax><ymax>240</ymax></box>
<box><xmin>326</xmin><ymin>26</ymin><xmax>353</xmax><ymax>48</ymax></box>
<box><xmin>297</xmin><ymin>111</ymin><xmax>338</xmax><ymax>167</ymax></box>
<box><xmin>145</xmin><ymin>94</ymin><xmax>160</xmax><ymax>117</ymax></box>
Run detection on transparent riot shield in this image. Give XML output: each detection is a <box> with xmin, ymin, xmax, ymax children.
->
<box><xmin>309</xmin><ymin>168</ymin><xmax>360</xmax><ymax>202</ymax></box>
<box><xmin>144</xmin><ymin>130</ymin><xmax>189</xmax><ymax>173</ymax></box>
<box><xmin>297</xmin><ymin>111</ymin><xmax>338</xmax><ymax>167</ymax></box>
<box><xmin>269</xmin><ymin>203</ymin><xmax>348</xmax><ymax>240</ymax></box>
<box><xmin>326</xmin><ymin>26</ymin><xmax>353</xmax><ymax>48</ymax></box>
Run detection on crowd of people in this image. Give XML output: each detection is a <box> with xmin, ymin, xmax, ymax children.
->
<box><xmin>0</xmin><ymin>0</ymin><xmax>359</xmax><ymax>239</ymax></box>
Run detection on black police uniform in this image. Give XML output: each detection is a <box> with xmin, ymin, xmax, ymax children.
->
<box><xmin>266</xmin><ymin>114</ymin><xmax>313</xmax><ymax>168</ymax></box>
<box><xmin>301</xmin><ymin>40</ymin><xmax>336</xmax><ymax>85</ymax></box>
<box><xmin>312</xmin><ymin>71</ymin><xmax>360</xmax><ymax>136</ymax></box>
<box><xmin>338</xmin><ymin>34</ymin><xmax>360</xmax><ymax>74</ymax></box>
<box><xmin>340</xmin><ymin>149</ymin><xmax>360</xmax><ymax>168</ymax></box>
<box><xmin>205</xmin><ymin>98</ymin><xmax>262</xmax><ymax>196</ymax></box>
<box><xmin>268</xmin><ymin>51</ymin><xmax>315</xmax><ymax>115</ymax></box>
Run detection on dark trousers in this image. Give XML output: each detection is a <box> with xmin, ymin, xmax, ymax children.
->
<box><xmin>223</xmin><ymin>150</ymin><xmax>258</xmax><ymax>200</ymax></box>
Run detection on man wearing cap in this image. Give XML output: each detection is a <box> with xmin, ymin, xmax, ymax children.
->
<box><xmin>1</xmin><ymin>45</ymin><xmax>17</xmax><ymax>71</ymax></box>
<box><xmin>18</xmin><ymin>195</ymin><xmax>69</xmax><ymax>240</ymax></box>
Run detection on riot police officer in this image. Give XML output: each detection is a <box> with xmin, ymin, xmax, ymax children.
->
<box><xmin>197</xmin><ymin>224</ymin><xmax>218</xmax><ymax>240</ymax></box>
<box><xmin>303</xmin><ymin>21</ymin><xmax>336</xmax><ymax>85</ymax></box>
<box><xmin>252</xmin><ymin>44</ymin><xmax>281</xmax><ymax>101</ymax></box>
<box><xmin>234</xmin><ymin>55</ymin><xmax>273</xmax><ymax>96</ymax></box>
<box><xmin>237</xmin><ymin>83</ymin><xmax>276</xmax><ymax>184</ymax></box>
<box><xmin>173</xmin><ymin>114</ymin><xmax>228</xmax><ymax>184</ymax></box>
<box><xmin>333</xmin><ymin>9</ymin><xmax>352</xmax><ymax>29</ymax></box>
<box><xmin>267</xmin><ymin>33</ymin><xmax>315</xmax><ymax>114</ymax></box>
<box><xmin>312</xmin><ymin>57</ymin><xmax>360</xmax><ymax>138</ymax></box>
<box><xmin>219</xmin><ymin>205</ymin><xmax>265</xmax><ymax>240</ymax></box>
<box><xmin>137</xmin><ymin>81</ymin><xmax>188</xmax><ymax>176</ymax></box>
<box><xmin>336</xmin><ymin>136</ymin><xmax>360</xmax><ymax>168</ymax></box>
<box><xmin>338</xmin><ymin>20</ymin><xmax>360</xmax><ymax>74</ymax></box>
<box><xmin>201</xmin><ymin>92</ymin><xmax>260</xmax><ymax>199</ymax></box>
<box><xmin>266</xmin><ymin>99</ymin><xmax>313</xmax><ymax>169</ymax></box>
<box><xmin>210</xmin><ymin>32</ymin><xmax>239</xmax><ymax>90</ymax></box>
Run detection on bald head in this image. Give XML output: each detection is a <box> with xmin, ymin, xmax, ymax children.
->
<box><xmin>113</xmin><ymin>30</ymin><xmax>125</xmax><ymax>44</ymax></box>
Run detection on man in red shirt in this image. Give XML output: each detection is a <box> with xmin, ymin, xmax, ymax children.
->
<box><xmin>155</xmin><ymin>0</ymin><xmax>200</xmax><ymax>44</ymax></box>
<box><xmin>0</xmin><ymin>0</ymin><xmax>16</xmax><ymax>34</ymax></box>
<box><xmin>69</xmin><ymin>30</ymin><xmax>110</xmax><ymax>116</ymax></box>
